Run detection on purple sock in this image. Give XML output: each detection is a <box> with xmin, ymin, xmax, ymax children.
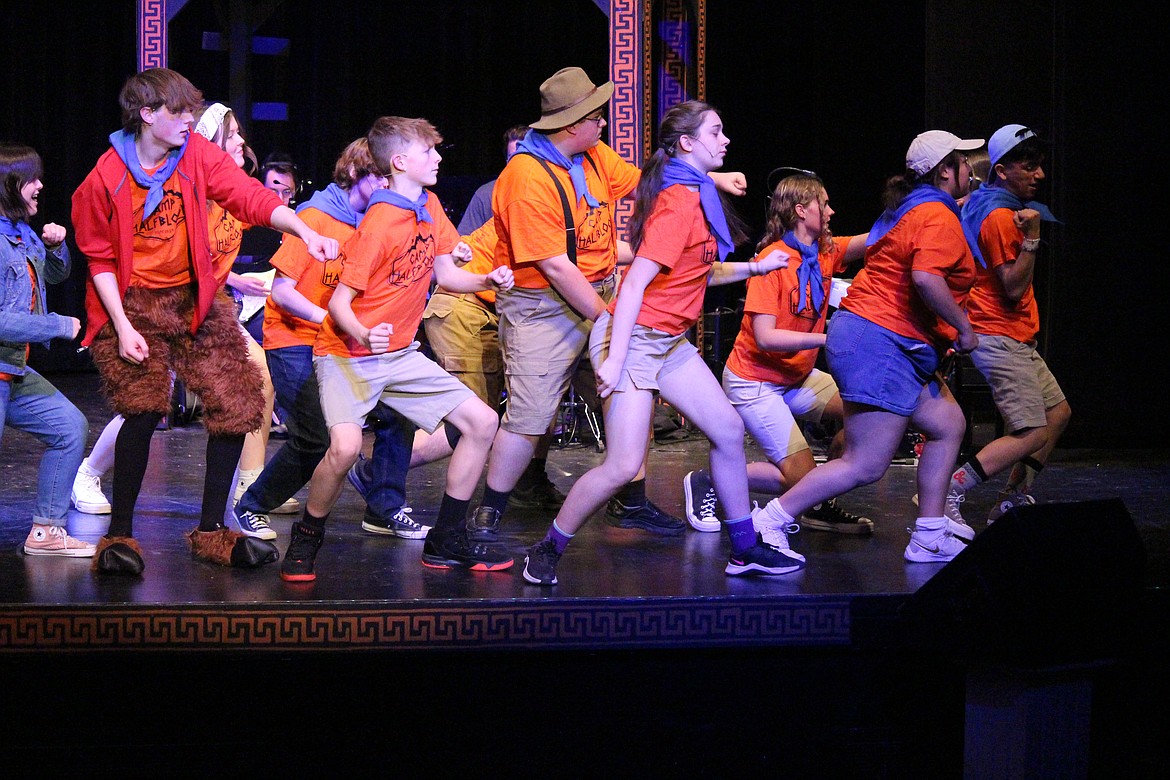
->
<box><xmin>725</xmin><ymin>514</ymin><xmax>756</xmax><ymax>554</ymax></box>
<box><xmin>546</xmin><ymin>521</ymin><xmax>574</xmax><ymax>555</ymax></box>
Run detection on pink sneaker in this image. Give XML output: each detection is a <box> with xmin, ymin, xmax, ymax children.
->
<box><xmin>23</xmin><ymin>524</ymin><xmax>96</xmax><ymax>558</ymax></box>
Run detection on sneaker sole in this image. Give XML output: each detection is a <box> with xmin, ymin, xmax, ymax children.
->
<box><xmin>948</xmin><ymin>522</ymin><xmax>975</xmax><ymax>542</ymax></box>
<box><xmin>71</xmin><ymin>496</ymin><xmax>112</xmax><ymax>515</ymax></box>
<box><xmin>421</xmin><ymin>554</ymin><xmax>514</xmax><ymax>571</ymax></box>
<box><xmin>724</xmin><ymin>559</ymin><xmax>804</xmax><ymax>576</ymax></box>
<box><xmin>605</xmin><ymin>517</ymin><xmax>686</xmax><ymax>536</ymax></box>
<box><xmin>361</xmin><ymin>520</ymin><xmax>430</xmax><ymax>540</ymax></box>
<box><xmin>801</xmin><ymin>518</ymin><xmax>874</xmax><ymax>535</ymax></box>
<box><xmin>522</xmin><ymin>558</ymin><xmax>557</xmax><ymax>585</ymax></box>
<box><xmin>345</xmin><ymin>466</ymin><xmax>369</xmax><ymax>500</ymax></box>
<box><xmin>23</xmin><ymin>546</ymin><xmax>96</xmax><ymax>558</ymax></box>
<box><xmin>269</xmin><ymin>500</ymin><xmax>301</xmax><ymax>515</ymax></box>
<box><xmin>280</xmin><ymin>570</ymin><xmax>316</xmax><ymax>582</ymax></box>
<box><xmin>682</xmin><ymin>477</ymin><xmax>720</xmax><ymax>533</ymax></box>
<box><xmin>903</xmin><ymin>543</ymin><xmax>961</xmax><ymax>563</ymax></box>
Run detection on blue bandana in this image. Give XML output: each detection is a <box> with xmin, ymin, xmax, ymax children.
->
<box><xmin>108</xmin><ymin>129</ymin><xmax>187</xmax><ymax>218</ymax></box>
<box><xmin>0</xmin><ymin>216</ymin><xmax>38</xmax><ymax>247</ymax></box>
<box><xmin>660</xmin><ymin>158</ymin><xmax>735</xmax><ymax>261</ymax></box>
<box><xmin>297</xmin><ymin>183</ymin><xmax>362</xmax><ymax>227</ymax></box>
<box><xmin>865</xmin><ymin>184</ymin><xmax>960</xmax><ymax>249</ymax></box>
<box><xmin>368</xmin><ymin>188</ymin><xmax>432</xmax><ymax>224</ymax></box>
<box><xmin>782</xmin><ymin>230</ymin><xmax>824</xmax><ymax>313</ymax></box>
<box><xmin>960</xmin><ymin>184</ymin><xmax>1060</xmax><ymax>267</ymax></box>
<box><xmin>515</xmin><ymin>129</ymin><xmax>600</xmax><ymax>208</ymax></box>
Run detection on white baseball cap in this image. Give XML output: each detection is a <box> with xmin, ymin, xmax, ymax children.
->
<box><xmin>988</xmin><ymin>124</ymin><xmax>1037</xmax><ymax>167</ymax></box>
<box><xmin>906</xmin><ymin>130</ymin><xmax>985</xmax><ymax>175</ymax></box>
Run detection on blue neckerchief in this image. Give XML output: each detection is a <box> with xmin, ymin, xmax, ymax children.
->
<box><xmin>368</xmin><ymin>188</ymin><xmax>433</xmax><ymax>224</ymax></box>
<box><xmin>0</xmin><ymin>216</ymin><xmax>38</xmax><ymax>247</ymax></box>
<box><xmin>782</xmin><ymin>230</ymin><xmax>824</xmax><ymax>313</ymax></box>
<box><xmin>865</xmin><ymin>184</ymin><xmax>960</xmax><ymax>249</ymax></box>
<box><xmin>297</xmin><ymin>183</ymin><xmax>362</xmax><ymax>227</ymax></box>
<box><xmin>660</xmin><ymin>158</ymin><xmax>735</xmax><ymax>261</ymax></box>
<box><xmin>515</xmin><ymin>129</ymin><xmax>600</xmax><ymax>208</ymax></box>
<box><xmin>960</xmin><ymin>184</ymin><xmax>1061</xmax><ymax>267</ymax></box>
<box><xmin>108</xmin><ymin>129</ymin><xmax>187</xmax><ymax>218</ymax></box>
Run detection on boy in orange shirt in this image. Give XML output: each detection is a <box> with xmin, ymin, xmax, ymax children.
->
<box><xmin>283</xmin><ymin>117</ymin><xmax>515</xmax><ymax>581</ymax></box>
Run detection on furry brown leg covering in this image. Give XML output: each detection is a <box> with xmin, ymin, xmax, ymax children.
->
<box><xmin>186</xmin><ymin>527</ymin><xmax>278</xmax><ymax>568</ymax></box>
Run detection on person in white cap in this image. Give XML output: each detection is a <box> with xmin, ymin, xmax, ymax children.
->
<box><xmin>476</xmin><ymin>66</ymin><xmax>747</xmax><ymax>543</ymax></box>
<box><xmin>755</xmin><ymin>129</ymin><xmax>984</xmax><ymax>564</ymax></box>
<box><xmin>946</xmin><ymin>125</ymin><xmax>1068</xmax><ymax>526</ymax></box>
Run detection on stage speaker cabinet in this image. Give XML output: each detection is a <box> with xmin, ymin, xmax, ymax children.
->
<box><xmin>899</xmin><ymin>498</ymin><xmax>1146</xmax><ymax>666</ymax></box>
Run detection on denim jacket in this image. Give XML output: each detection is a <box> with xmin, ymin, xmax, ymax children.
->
<box><xmin>0</xmin><ymin>229</ymin><xmax>74</xmax><ymax>376</ymax></box>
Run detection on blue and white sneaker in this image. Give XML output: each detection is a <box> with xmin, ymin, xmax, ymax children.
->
<box><xmin>346</xmin><ymin>454</ymin><xmax>371</xmax><ymax>500</ymax></box>
<box><xmin>361</xmin><ymin>505</ymin><xmax>430</xmax><ymax>540</ymax></box>
<box><xmin>233</xmin><ymin>506</ymin><xmax>277</xmax><ymax>541</ymax></box>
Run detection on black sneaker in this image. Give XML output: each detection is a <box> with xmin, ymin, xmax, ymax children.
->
<box><xmin>421</xmin><ymin>529</ymin><xmax>514</xmax><ymax>571</ymax></box>
<box><xmin>682</xmin><ymin>470</ymin><xmax>721</xmax><ymax>532</ymax></box>
<box><xmin>522</xmin><ymin>538</ymin><xmax>562</xmax><ymax>585</ymax></box>
<box><xmin>725</xmin><ymin>534</ymin><xmax>805</xmax><ymax>576</ymax></box>
<box><xmin>509</xmin><ymin>470</ymin><xmax>567</xmax><ymax>511</ymax></box>
<box><xmin>466</xmin><ymin>505</ymin><xmax>501</xmax><ymax>543</ymax></box>
<box><xmin>605</xmin><ymin>497</ymin><xmax>686</xmax><ymax>536</ymax></box>
<box><xmin>801</xmin><ymin>498</ymin><xmax>874</xmax><ymax>536</ymax></box>
<box><xmin>281</xmin><ymin>522</ymin><xmax>324</xmax><ymax>582</ymax></box>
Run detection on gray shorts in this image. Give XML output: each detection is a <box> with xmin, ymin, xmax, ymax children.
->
<box><xmin>496</xmin><ymin>274</ymin><xmax>616</xmax><ymax>435</ymax></box>
<box><xmin>588</xmin><ymin>311</ymin><xmax>698</xmax><ymax>393</ymax></box>
<box><xmin>722</xmin><ymin>366</ymin><xmax>839</xmax><ymax>461</ymax></box>
<box><xmin>314</xmin><ymin>342</ymin><xmax>474</xmax><ymax>433</ymax></box>
<box><xmin>969</xmin><ymin>334</ymin><xmax>1065</xmax><ymax>432</ymax></box>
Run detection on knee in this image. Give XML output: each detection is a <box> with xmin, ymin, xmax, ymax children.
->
<box><xmin>707</xmin><ymin>411</ymin><xmax>745</xmax><ymax>448</ymax></box>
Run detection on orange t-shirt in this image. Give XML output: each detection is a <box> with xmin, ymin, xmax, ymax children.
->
<box><xmin>725</xmin><ymin>235</ymin><xmax>853</xmax><ymax>385</ymax></box>
<box><xmin>491</xmin><ymin>141</ymin><xmax>640</xmax><ymax>288</ymax></box>
<box><xmin>606</xmin><ymin>185</ymin><xmax>717</xmax><ymax>336</ymax></box>
<box><xmin>262</xmin><ymin>207</ymin><xmax>350</xmax><ymax>350</ymax></box>
<box><xmin>964</xmin><ymin>207</ymin><xmax>1040</xmax><ymax>342</ymax></box>
<box><xmin>841</xmin><ymin>202</ymin><xmax>976</xmax><ymax>347</ymax></box>
<box><xmin>314</xmin><ymin>193</ymin><xmax>460</xmax><ymax>357</ymax></box>
<box><xmin>207</xmin><ymin>202</ymin><xmax>248</xmax><ymax>287</ymax></box>
<box><xmin>128</xmin><ymin>168</ymin><xmax>191</xmax><ymax>288</ymax></box>
<box><xmin>455</xmin><ymin>219</ymin><xmax>497</xmax><ymax>305</ymax></box>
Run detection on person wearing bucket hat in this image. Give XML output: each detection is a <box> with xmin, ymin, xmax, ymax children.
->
<box><xmin>756</xmin><ymin>129</ymin><xmax>983</xmax><ymax>565</ymax></box>
<box><xmin>944</xmin><ymin>125</ymin><xmax>1068</xmax><ymax>528</ymax></box>
<box><xmin>71</xmin><ymin>68</ymin><xmax>339</xmax><ymax>576</ymax></box>
<box><xmin>479</xmin><ymin>67</ymin><xmax>748</xmax><ymax>544</ymax></box>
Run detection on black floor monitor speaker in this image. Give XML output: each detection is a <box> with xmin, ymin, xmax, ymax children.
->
<box><xmin>899</xmin><ymin>498</ymin><xmax>1146</xmax><ymax>665</ymax></box>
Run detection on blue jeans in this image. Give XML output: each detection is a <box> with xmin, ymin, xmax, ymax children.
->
<box><xmin>0</xmin><ymin>369</ymin><xmax>87</xmax><ymax>524</ymax></box>
<box><xmin>238</xmin><ymin>345</ymin><xmax>413</xmax><ymax>516</ymax></box>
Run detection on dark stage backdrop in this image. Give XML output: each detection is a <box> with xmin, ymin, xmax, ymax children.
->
<box><xmin>3</xmin><ymin>1</ymin><xmax>1163</xmax><ymax>449</ymax></box>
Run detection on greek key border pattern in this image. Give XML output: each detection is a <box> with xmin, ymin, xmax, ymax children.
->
<box><xmin>610</xmin><ymin>0</ymin><xmax>644</xmax><ymax>232</ymax></box>
<box><xmin>138</xmin><ymin>0</ymin><xmax>167</xmax><ymax>71</ymax></box>
<box><xmin>1</xmin><ymin>598</ymin><xmax>851</xmax><ymax>652</ymax></box>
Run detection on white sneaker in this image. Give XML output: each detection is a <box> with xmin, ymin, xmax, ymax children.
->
<box><xmin>269</xmin><ymin>496</ymin><xmax>301</xmax><ymax>515</ymax></box>
<box><xmin>987</xmin><ymin>492</ymin><xmax>1036</xmax><ymax>524</ymax></box>
<box><xmin>914</xmin><ymin>491</ymin><xmax>975</xmax><ymax>541</ymax></box>
<box><xmin>904</xmin><ymin>518</ymin><xmax>966</xmax><ymax>563</ymax></box>
<box><xmin>755</xmin><ymin>502</ymin><xmax>806</xmax><ymax>563</ymax></box>
<box><xmin>71</xmin><ymin>464</ymin><xmax>112</xmax><ymax>514</ymax></box>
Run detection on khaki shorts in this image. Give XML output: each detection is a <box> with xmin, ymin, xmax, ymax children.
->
<box><xmin>588</xmin><ymin>311</ymin><xmax>698</xmax><ymax>394</ymax></box>
<box><xmin>969</xmin><ymin>334</ymin><xmax>1065</xmax><ymax>432</ymax></box>
<box><xmin>313</xmin><ymin>341</ymin><xmax>474</xmax><ymax>433</ymax></box>
<box><xmin>722</xmin><ymin>366</ymin><xmax>838</xmax><ymax>461</ymax></box>
<box><xmin>422</xmin><ymin>291</ymin><xmax>502</xmax><ymax>409</ymax></box>
<box><xmin>496</xmin><ymin>274</ymin><xmax>616</xmax><ymax>435</ymax></box>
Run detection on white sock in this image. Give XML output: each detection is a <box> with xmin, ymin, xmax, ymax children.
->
<box><xmin>762</xmin><ymin>499</ymin><xmax>797</xmax><ymax>526</ymax></box>
<box><xmin>914</xmin><ymin>515</ymin><xmax>947</xmax><ymax>532</ymax></box>
<box><xmin>78</xmin><ymin>457</ymin><xmax>103</xmax><ymax>478</ymax></box>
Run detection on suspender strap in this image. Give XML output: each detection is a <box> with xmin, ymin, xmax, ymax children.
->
<box><xmin>516</xmin><ymin>152</ymin><xmax>598</xmax><ymax>266</ymax></box>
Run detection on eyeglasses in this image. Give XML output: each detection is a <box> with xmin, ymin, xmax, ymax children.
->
<box><xmin>579</xmin><ymin>112</ymin><xmax>606</xmax><ymax>127</ymax></box>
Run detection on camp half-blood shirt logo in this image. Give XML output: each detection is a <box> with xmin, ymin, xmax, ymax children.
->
<box><xmin>320</xmin><ymin>256</ymin><xmax>344</xmax><ymax>289</ymax></box>
<box><xmin>387</xmin><ymin>232</ymin><xmax>435</xmax><ymax>288</ymax></box>
<box><xmin>787</xmin><ymin>277</ymin><xmax>823</xmax><ymax>323</ymax></box>
<box><xmin>576</xmin><ymin>203</ymin><xmax>613</xmax><ymax>251</ymax></box>
<box><xmin>210</xmin><ymin>208</ymin><xmax>243</xmax><ymax>256</ymax></box>
<box><xmin>135</xmin><ymin>188</ymin><xmax>185</xmax><ymax>242</ymax></box>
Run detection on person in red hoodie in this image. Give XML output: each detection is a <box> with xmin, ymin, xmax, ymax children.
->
<box><xmin>71</xmin><ymin>68</ymin><xmax>338</xmax><ymax>576</ymax></box>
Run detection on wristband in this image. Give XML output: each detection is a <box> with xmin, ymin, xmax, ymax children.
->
<box><xmin>1020</xmin><ymin>237</ymin><xmax>1041</xmax><ymax>252</ymax></box>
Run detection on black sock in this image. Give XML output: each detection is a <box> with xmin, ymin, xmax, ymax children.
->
<box><xmin>298</xmin><ymin>509</ymin><xmax>327</xmax><ymax>533</ymax></box>
<box><xmin>435</xmin><ymin>493</ymin><xmax>471</xmax><ymax>533</ymax></box>
<box><xmin>482</xmin><ymin>485</ymin><xmax>510</xmax><ymax>514</ymax></box>
<box><xmin>615</xmin><ymin>478</ymin><xmax>647</xmax><ymax>508</ymax></box>
<box><xmin>108</xmin><ymin>412</ymin><xmax>163</xmax><ymax>538</ymax></box>
<box><xmin>199</xmin><ymin>434</ymin><xmax>245</xmax><ymax>531</ymax></box>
